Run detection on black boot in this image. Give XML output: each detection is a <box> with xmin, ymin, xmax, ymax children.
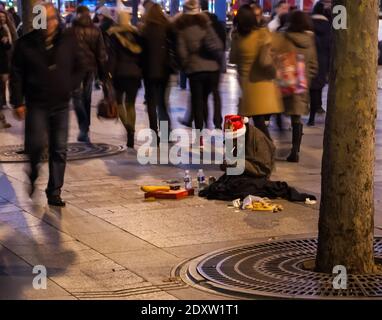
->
<box><xmin>28</xmin><ymin>168</ymin><xmax>38</xmax><ymax>197</ymax></box>
<box><xmin>307</xmin><ymin>111</ymin><xmax>316</xmax><ymax>126</ymax></box>
<box><xmin>287</xmin><ymin>123</ymin><xmax>303</xmax><ymax>163</ymax></box>
<box><xmin>127</xmin><ymin>131</ymin><xmax>135</xmax><ymax>149</ymax></box>
<box><xmin>47</xmin><ymin>195</ymin><xmax>66</xmax><ymax>207</ymax></box>
<box><xmin>276</xmin><ymin>114</ymin><xmax>283</xmax><ymax>131</ymax></box>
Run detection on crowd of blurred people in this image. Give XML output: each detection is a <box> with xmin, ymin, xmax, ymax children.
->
<box><xmin>0</xmin><ymin>1</ymin><xmax>19</xmax><ymax>129</ymax></box>
<box><xmin>0</xmin><ymin>0</ymin><xmax>331</xmax><ymax>205</ymax></box>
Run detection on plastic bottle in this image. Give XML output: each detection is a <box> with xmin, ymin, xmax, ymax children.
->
<box><xmin>197</xmin><ymin>169</ymin><xmax>206</xmax><ymax>190</ymax></box>
<box><xmin>184</xmin><ymin>170</ymin><xmax>192</xmax><ymax>190</ymax></box>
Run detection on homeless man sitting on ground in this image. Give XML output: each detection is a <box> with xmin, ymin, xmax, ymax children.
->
<box><xmin>200</xmin><ymin>115</ymin><xmax>316</xmax><ymax>202</ymax></box>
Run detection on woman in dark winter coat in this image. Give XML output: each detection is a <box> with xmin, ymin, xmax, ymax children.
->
<box><xmin>272</xmin><ymin>11</ymin><xmax>318</xmax><ymax>162</ymax></box>
<box><xmin>175</xmin><ymin>0</ymin><xmax>224</xmax><ymax>143</ymax></box>
<box><xmin>307</xmin><ymin>1</ymin><xmax>331</xmax><ymax>126</ymax></box>
<box><xmin>108</xmin><ymin>11</ymin><xmax>143</xmax><ymax>148</ymax></box>
<box><xmin>141</xmin><ymin>3</ymin><xmax>173</xmax><ymax>143</ymax></box>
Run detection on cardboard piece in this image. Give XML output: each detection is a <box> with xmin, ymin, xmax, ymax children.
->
<box><xmin>144</xmin><ymin>188</ymin><xmax>194</xmax><ymax>199</ymax></box>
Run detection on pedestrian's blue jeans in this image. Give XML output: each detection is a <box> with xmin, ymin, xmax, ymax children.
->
<box><xmin>25</xmin><ymin>103</ymin><xmax>69</xmax><ymax>197</ymax></box>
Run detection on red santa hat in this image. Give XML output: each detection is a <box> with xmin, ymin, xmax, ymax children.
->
<box><xmin>224</xmin><ymin>115</ymin><xmax>248</xmax><ymax>140</ymax></box>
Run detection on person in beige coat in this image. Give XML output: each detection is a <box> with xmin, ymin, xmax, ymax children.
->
<box><xmin>272</xmin><ymin>11</ymin><xmax>318</xmax><ymax>162</ymax></box>
<box><xmin>230</xmin><ymin>5</ymin><xmax>283</xmax><ymax>139</ymax></box>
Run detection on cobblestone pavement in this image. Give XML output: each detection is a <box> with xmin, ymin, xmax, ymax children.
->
<box><xmin>0</xmin><ymin>71</ymin><xmax>381</xmax><ymax>299</ymax></box>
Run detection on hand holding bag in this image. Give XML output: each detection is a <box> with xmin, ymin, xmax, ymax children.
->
<box><xmin>97</xmin><ymin>76</ymin><xmax>118</xmax><ymax>120</ymax></box>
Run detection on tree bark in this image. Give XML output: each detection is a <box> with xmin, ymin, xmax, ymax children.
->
<box><xmin>316</xmin><ymin>0</ymin><xmax>379</xmax><ymax>274</ymax></box>
<box><xmin>21</xmin><ymin>0</ymin><xmax>40</xmax><ymax>35</ymax></box>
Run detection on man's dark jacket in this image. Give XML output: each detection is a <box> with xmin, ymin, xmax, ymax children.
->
<box><xmin>10</xmin><ymin>28</ymin><xmax>84</xmax><ymax>108</ymax></box>
<box><xmin>70</xmin><ymin>15</ymin><xmax>107</xmax><ymax>78</ymax></box>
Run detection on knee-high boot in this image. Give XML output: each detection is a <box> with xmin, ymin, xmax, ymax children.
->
<box><xmin>287</xmin><ymin>123</ymin><xmax>303</xmax><ymax>163</ymax></box>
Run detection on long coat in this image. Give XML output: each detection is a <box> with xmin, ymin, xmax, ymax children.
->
<box><xmin>230</xmin><ymin>28</ymin><xmax>283</xmax><ymax>117</ymax></box>
<box><xmin>272</xmin><ymin>31</ymin><xmax>318</xmax><ymax>115</ymax></box>
<box><xmin>141</xmin><ymin>23</ymin><xmax>172</xmax><ymax>80</ymax></box>
<box><xmin>176</xmin><ymin>13</ymin><xmax>223</xmax><ymax>75</ymax></box>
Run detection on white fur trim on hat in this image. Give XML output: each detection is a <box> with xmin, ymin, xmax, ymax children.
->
<box><xmin>224</xmin><ymin>126</ymin><xmax>246</xmax><ymax>140</ymax></box>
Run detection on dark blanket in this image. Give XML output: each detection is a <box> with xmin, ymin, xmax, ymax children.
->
<box><xmin>199</xmin><ymin>174</ymin><xmax>317</xmax><ymax>202</ymax></box>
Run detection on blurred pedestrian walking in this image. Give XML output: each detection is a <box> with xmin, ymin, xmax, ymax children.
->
<box><xmin>108</xmin><ymin>10</ymin><xmax>142</xmax><ymax>149</ymax></box>
<box><xmin>308</xmin><ymin>1</ymin><xmax>331</xmax><ymax>126</ymax></box>
<box><xmin>175</xmin><ymin>0</ymin><xmax>223</xmax><ymax>145</ymax></box>
<box><xmin>230</xmin><ymin>5</ymin><xmax>283</xmax><ymax>139</ymax></box>
<box><xmin>0</xmin><ymin>9</ymin><xmax>11</xmax><ymax>128</ymax></box>
<box><xmin>201</xmin><ymin>0</ymin><xmax>225</xmax><ymax>129</ymax></box>
<box><xmin>0</xmin><ymin>8</ymin><xmax>16</xmax><ymax>110</ymax></box>
<box><xmin>141</xmin><ymin>3</ymin><xmax>174</xmax><ymax>144</ymax></box>
<box><xmin>268</xmin><ymin>0</ymin><xmax>289</xmax><ymax>32</ymax></box>
<box><xmin>10</xmin><ymin>3</ymin><xmax>84</xmax><ymax>206</ymax></box>
<box><xmin>272</xmin><ymin>10</ymin><xmax>318</xmax><ymax>162</ymax></box>
<box><xmin>70</xmin><ymin>5</ymin><xmax>107</xmax><ymax>143</ymax></box>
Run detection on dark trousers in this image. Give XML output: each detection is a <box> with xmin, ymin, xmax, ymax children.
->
<box><xmin>145</xmin><ymin>77</ymin><xmax>171</xmax><ymax>134</ymax></box>
<box><xmin>189</xmin><ymin>72</ymin><xmax>216</xmax><ymax>131</ymax></box>
<box><xmin>179</xmin><ymin>72</ymin><xmax>187</xmax><ymax>89</ymax></box>
<box><xmin>72</xmin><ymin>72</ymin><xmax>94</xmax><ymax>134</ymax></box>
<box><xmin>309</xmin><ymin>88</ymin><xmax>323</xmax><ymax>123</ymax></box>
<box><xmin>211</xmin><ymin>71</ymin><xmax>223</xmax><ymax>129</ymax></box>
<box><xmin>25</xmin><ymin>104</ymin><xmax>69</xmax><ymax>197</ymax></box>
<box><xmin>0</xmin><ymin>76</ymin><xmax>6</xmax><ymax>107</ymax></box>
<box><xmin>114</xmin><ymin>77</ymin><xmax>141</xmax><ymax>133</ymax></box>
<box><xmin>252</xmin><ymin>115</ymin><xmax>271</xmax><ymax>139</ymax></box>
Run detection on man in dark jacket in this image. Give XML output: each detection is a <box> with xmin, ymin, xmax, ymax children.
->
<box><xmin>71</xmin><ymin>5</ymin><xmax>107</xmax><ymax>143</ymax></box>
<box><xmin>10</xmin><ymin>3</ymin><xmax>84</xmax><ymax>206</ymax></box>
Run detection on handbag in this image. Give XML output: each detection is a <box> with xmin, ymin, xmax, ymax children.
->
<box><xmin>96</xmin><ymin>77</ymin><xmax>118</xmax><ymax>119</ymax></box>
<box><xmin>275</xmin><ymin>52</ymin><xmax>307</xmax><ymax>97</ymax></box>
<box><xmin>257</xmin><ymin>42</ymin><xmax>277</xmax><ymax>79</ymax></box>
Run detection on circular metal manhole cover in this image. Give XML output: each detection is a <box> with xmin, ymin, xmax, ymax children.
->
<box><xmin>0</xmin><ymin>143</ymin><xmax>125</xmax><ymax>163</ymax></box>
<box><xmin>177</xmin><ymin>238</ymin><xmax>382</xmax><ymax>299</ymax></box>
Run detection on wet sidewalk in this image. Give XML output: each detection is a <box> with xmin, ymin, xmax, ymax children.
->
<box><xmin>0</xmin><ymin>71</ymin><xmax>381</xmax><ymax>299</ymax></box>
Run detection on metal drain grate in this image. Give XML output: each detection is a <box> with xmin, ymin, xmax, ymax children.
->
<box><xmin>0</xmin><ymin>143</ymin><xmax>125</xmax><ymax>163</ymax></box>
<box><xmin>184</xmin><ymin>238</ymin><xmax>382</xmax><ymax>299</ymax></box>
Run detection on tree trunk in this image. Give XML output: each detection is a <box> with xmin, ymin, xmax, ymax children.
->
<box><xmin>21</xmin><ymin>0</ymin><xmax>40</xmax><ymax>35</ymax></box>
<box><xmin>315</xmin><ymin>0</ymin><xmax>379</xmax><ymax>274</ymax></box>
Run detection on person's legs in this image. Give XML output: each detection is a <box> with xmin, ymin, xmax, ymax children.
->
<box><xmin>72</xmin><ymin>76</ymin><xmax>90</xmax><ymax>142</ymax></box>
<box><xmin>287</xmin><ymin>115</ymin><xmax>303</xmax><ymax>163</ymax></box>
<box><xmin>201</xmin><ymin>72</ymin><xmax>215</xmax><ymax>129</ymax></box>
<box><xmin>210</xmin><ymin>71</ymin><xmax>223</xmax><ymax>129</ymax></box>
<box><xmin>308</xmin><ymin>88</ymin><xmax>322</xmax><ymax>126</ymax></box>
<box><xmin>253</xmin><ymin>115</ymin><xmax>271</xmax><ymax>139</ymax></box>
<box><xmin>0</xmin><ymin>110</ymin><xmax>11</xmax><ymax>128</ymax></box>
<box><xmin>46</xmin><ymin>104</ymin><xmax>69</xmax><ymax>202</ymax></box>
<box><xmin>82</xmin><ymin>72</ymin><xmax>94</xmax><ymax>129</ymax></box>
<box><xmin>25</xmin><ymin>106</ymin><xmax>48</xmax><ymax>196</ymax></box>
<box><xmin>189</xmin><ymin>73</ymin><xmax>205</xmax><ymax>131</ymax></box>
<box><xmin>124</xmin><ymin>78</ymin><xmax>141</xmax><ymax>148</ymax></box>
<box><xmin>115</xmin><ymin>87</ymin><xmax>128</xmax><ymax>126</ymax></box>
<box><xmin>0</xmin><ymin>74</ymin><xmax>7</xmax><ymax>108</ymax></box>
<box><xmin>145</xmin><ymin>79</ymin><xmax>160</xmax><ymax>144</ymax></box>
<box><xmin>179</xmin><ymin>72</ymin><xmax>187</xmax><ymax>90</ymax></box>
<box><xmin>157</xmin><ymin>76</ymin><xmax>172</xmax><ymax>138</ymax></box>
<box><xmin>179</xmin><ymin>97</ymin><xmax>193</xmax><ymax>127</ymax></box>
